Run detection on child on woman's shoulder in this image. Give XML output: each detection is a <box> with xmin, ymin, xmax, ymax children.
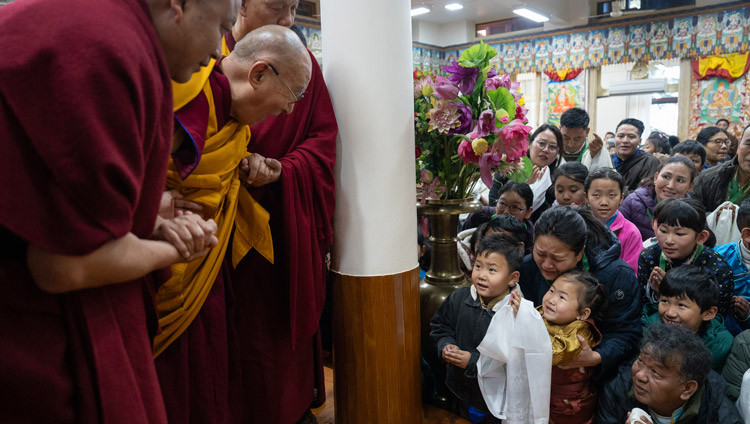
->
<box><xmin>431</xmin><ymin>233</ymin><xmax>525</xmax><ymax>423</ymax></box>
<box><xmin>510</xmin><ymin>270</ymin><xmax>606</xmax><ymax>424</ymax></box>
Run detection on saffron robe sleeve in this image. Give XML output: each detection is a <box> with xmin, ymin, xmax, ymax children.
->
<box><xmin>245</xmin><ymin>50</ymin><xmax>337</xmax><ymax>346</ymax></box>
<box><xmin>0</xmin><ymin>0</ymin><xmax>173</xmax><ymax>422</ymax></box>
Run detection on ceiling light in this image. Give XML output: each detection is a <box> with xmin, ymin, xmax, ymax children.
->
<box><xmin>445</xmin><ymin>3</ymin><xmax>463</xmax><ymax>10</ymax></box>
<box><xmin>411</xmin><ymin>7</ymin><xmax>430</xmax><ymax>16</ymax></box>
<box><xmin>513</xmin><ymin>7</ymin><xmax>549</xmax><ymax>22</ymax></box>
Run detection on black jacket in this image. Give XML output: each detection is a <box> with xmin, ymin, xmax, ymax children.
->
<box><xmin>692</xmin><ymin>157</ymin><xmax>737</xmax><ymax>212</ymax></box>
<box><xmin>595</xmin><ymin>363</ymin><xmax>743</xmax><ymax>424</ymax></box>
<box><xmin>615</xmin><ymin>151</ymin><xmax>661</xmax><ymax>195</ymax></box>
<box><xmin>518</xmin><ymin>231</ymin><xmax>642</xmax><ymax>380</ymax></box>
<box><xmin>430</xmin><ymin>286</ymin><xmax>497</xmax><ymax>413</ymax></box>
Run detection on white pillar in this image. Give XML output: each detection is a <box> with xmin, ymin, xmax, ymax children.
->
<box><xmin>321</xmin><ymin>1</ymin><xmax>422</xmax><ymax>422</ymax></box>
<box><xmin>321</xmin><ymin>0</ymin><xmax>417</xmax><ymax>276</ymax></box>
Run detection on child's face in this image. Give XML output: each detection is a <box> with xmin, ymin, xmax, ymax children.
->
<box><xmin>673</xmin><ymin>153</ymin><xmax>704</xmax><ymax>176</ymax></box>
<box><xmin>541</xmin><ymin>276</ymin><xmax>589</xmax><ymax>325</ymax></box>
<box><xmin>586</xmin><ymin>178</ymin><xmax>623</xmax><ymax>221</ymax></box>
<box><xmin>654</xmin><ymin>223</ymin><xmax>706</xmax><ymax>260</ymax></box>
<box><xmin>496</xmin><ymin>191</ymin><xmax>531</xmax><ymax>222</ymax></box>
<box><xmin>654</xmin><ymin>163</ymin><xmax>694</xmax><ymax>203</ymax></box>
<box><xmin>472</xmin><ymin>252</ymin><xmax>519</xmax><ymax>300</ymax></box>
<box><xmin>555</xmin><ymin>176</ymin><xmax>586</xmax><ymax>207</ymax></box>
<box><xmin>658</xmin><ymin>294</ymin><xmax>715</xmax><ymax>332</ymax></box>
<box><xmin>642</xmin><ymin>140</ymin><xmax>656</xmax><ymax>154</ymax></box>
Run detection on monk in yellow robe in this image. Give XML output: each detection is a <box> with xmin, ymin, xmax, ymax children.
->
<box><xmin>152</xmin><ymin>25</ymin><xmax>312</xmax><ymax>424</ymax></box>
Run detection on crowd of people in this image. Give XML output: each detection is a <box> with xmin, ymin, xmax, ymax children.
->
<box><xmin>430</xmin><ymin>107</ymin><xmax>750</xmax><ymax>423</ymax></box>
<box><xmin>0</xmin><ymin>0</ymin><xmax>335</xmax><ymax>423</ymax></box>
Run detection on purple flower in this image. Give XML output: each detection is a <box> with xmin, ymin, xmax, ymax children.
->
<box><xmin>476</xmin><ymin>109</ymin><xmax>495</xmax><ymax>138</ymax></box>
<box><xmin>487</xmin><ymin>68</ymin><xmax>497</xmax><ymax>78</ymax></box>
<box><xmin>484</xmin><ymin>74</ymin><xmax>512</xmax><ymax>91</ymax></box>
<box><xmin>433</xmin><ymin>76</ymin><xmax>459</xmax><ymax>100</ymax></box>
<box><xmin>448</xmin><ymin>103</ymin><xmax>473</xmax><ymax>135</ymax></box>
<box><xmin>442</xmin><ymin>61</ymin><xmax>479</xmax><ymax>95</ymax></box>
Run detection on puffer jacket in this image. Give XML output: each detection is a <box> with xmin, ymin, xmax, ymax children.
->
<box><xmin>722</xmin><ymin>329</ymin><xmax>750</xmax><ymax>401</ymax></box>
<box><xmin>596</xmin><ymin>363</ymin><xmax>743</xmax><ymax>423</ymax></box>
<box><xmin>518</xmin><ymin>230</ymin><xmax>642</xmax><ymax>381</ymax></box>
<box><xmin>619</xmin><ymin>186</ymin><xmax>657</xmax><ymax>240</ymax></box>
<box><xmin>692</xmin><ymin>157</ymin><xmax>737</xmax><ymax>212</ymax></box>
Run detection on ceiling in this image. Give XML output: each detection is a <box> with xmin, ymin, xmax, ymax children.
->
<box><xmin>410</xmin><ymin>0</ymin><xmax>592</xmax><ymax>25</ymax></box>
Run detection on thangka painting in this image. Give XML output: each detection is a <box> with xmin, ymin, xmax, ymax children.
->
<box><xmin>607</xmin><ymin>28</ymin><xmax>626</xmax><ymax>65</ymax></box>
<box><xmin>628</xmin><ymin>24</ymin><xmax>648</xmax><ymax>62</ymax></box>
<box><xmin>721</xmin><ymin>9</ymin><xmax>745</xmax><ymax>51</ymax></box>
<box><xmin>518</xmin><ymin>41</ymin><xmax>535</xmax><ymax>73</ymax></box>
<box><xmin>569</xmin><ymin>32</ymin><xmax>587</xmax><ymax>68</ymax></box>
<box><xmin>588</xmin><ymin>30</ymin><xmax>606</xmax><ymax>66</ymax></box>
<box><xmin>502</xmin><ymin>42</ymin><xmax>518</xmax><ymax>74</ymax></box>
<box><xmin>489</xmin><ymin>44</ymin><xmax>502</xmax><ymax>71</ymax></box>
<box><xmin>307</xmin><ymin>28</ymin><xmax>323</xmax><ymax>58</ymax></box>
<box><xmin>672</xmin><ymin>17</ymin><xmax>694</xmax><ymax>57</ymax></box>
<box><xmin>700</xmin><ymin>78</ymin><xmax>741</xmax><ymax>123</ymax></box>
<box><xmin>695</xmin><ymin>13</ymin><xmax>719</xmax><ymax>56</ymax></box>
<box><xmin>547</xmin><ymin>78</ymin><xmax>583</xmax><ymax>126</ymax></box>
<box><xmin>534</xmin><ymin>38</ymin><xmax>551</xmax><ymax>70</ymax></box>
<box><xmin>650</xmin><ymin>21</ymin><xmax>670</xmax><ymax>60</ymax></box>
<box><xmin>551</xmin><ymin>35</ymin><xmax>569</xmax><ymax>69</ymax></box>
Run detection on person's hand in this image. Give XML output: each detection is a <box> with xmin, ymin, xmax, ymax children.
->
<box><xmin>589</xmin><ymin>133</ymin><xmax>604</xmax><ymax>158</ymax></box>
<box><xmin>443</xmin><ymin>346</ymin><xmax>471</xmax><ymax>369</ymax></box>
<box><xmin>158</xmin><ymin>190</ymin><xmax>204</xmax><ymax>219</ymax></box>
<box><xmin>648</xmin><ymin>266</ymin><xmax>666</xmax><ymax>293</ymax></box>
<box><xmin>152</xmin><ymin>213</ymin><xmax>218</xmax><ymax>260</ymax></box>
<box><xmin>510</xmin><ymin>290</ymin><xmax>522</xmax><ymax>317</ymax></box>
<box><xmin>558</xmin><ymin>335</ymin><xmax>602</xmax><ymax>369</ymax></box>
<box><xmin>526</xmin><ymin>165</ymin><xmax>546</xmax><ymax>185</ymax></box>
<box><xmin>717</xmin><ymin>203</ymin><xmax>737</xmax><ymax>225</ymax></box>
<box><xmin>733</xmin><ymin>296</ymin><xmax>750</xmax><ymax>318</ymax></box>
<box><xmin>239</xmin><ymin>154</ymin><xmax>282</xmax><ymax>187</ymax></box>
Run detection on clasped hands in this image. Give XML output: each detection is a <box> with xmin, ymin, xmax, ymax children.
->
<box><xmin>153</xmin><ymin>190</ymin><xmax>218</xmax><ymax>261</ymax></box>
<box><xmin>239</xmin><ymin>153</ymin><xmax>281</xmax><ymax>187</ymax></box>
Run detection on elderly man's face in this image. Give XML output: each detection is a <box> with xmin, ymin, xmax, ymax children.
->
<box><xmin>631</xmin><ymin>348</ymin><xmax>694</xmax><ymax>417</ymax></box>
<box><xmin>244</xmin><ymin>0</ymin><xmax>299</xmax><ymax>31</ymax></box>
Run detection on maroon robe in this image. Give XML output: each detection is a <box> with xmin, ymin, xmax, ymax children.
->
<box><xmin>154</xmin><ymin>67</ymin><xmax>238</xmax><ymax>424</ymax></box>
<box><xmin>226</xmin><ymin>33</ymin><xmax>337</xmax><ymax>424</ymax></box>
<box><xmin>0</xmin><ymin>0</ymin><xmax>172</xmax><ymax>422</ymax></box>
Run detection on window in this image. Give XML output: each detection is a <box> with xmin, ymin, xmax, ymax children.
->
<box><xmin>476</xmin><ymin>18</ymin><xmax>543</xmax><ymax>38</ymax></box>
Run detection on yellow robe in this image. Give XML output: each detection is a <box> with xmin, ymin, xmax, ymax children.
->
<box><xmin>153</xmin><ymin>69</ymin><xmax>272</xmax><ymax>357</ymax></box>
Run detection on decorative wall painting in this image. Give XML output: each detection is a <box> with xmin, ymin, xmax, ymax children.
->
<box><xmin>535</xmin><ymin>38</ymin><xmax>551</xmax><ymax>70</ymax></box>
<box><xmin>721</xmin><ymin>9</ymin><xmax>744</xmax><ymax>51</ymax></box>
<box><xmin>588</xmin><ymin>30</ymin><xmax>606</xmax><ymax>65</ymax></box>
<box><xmin>547</xmin><ymin>78</ymin><xmax>583</xmax><ymax>126</ymax></box>
<box><xmin>700</xmin><ymin>78</ymin><xmax>741</xmax><ymax>123</ymax></box>
<box><xmin>650</xmin><ymin>21</ymin><xmax>670</xmax><ymax>60</ymax></box>
<box><xmin>607</xmin><ymin>28</ymin><xmax>626</xmax><ymax>64</ymax></box>
<box><xmin>696</xmin><ymin>13</ymin><xmax>719</xmax><ymax>56</ymax></box>
<box><xmin>672</xmin><ymin>17</ymin><xmax>694</xmax><ymax>57</ymax></box>
<box><xmin>570</xmin><ymin>32</ymin><xmax>587</xmax><ymax>68</ymax></box>
<box><xmin>551</xmin><ymin>35</ymin><xmax>569</xmax><ymax>69</ymax></box>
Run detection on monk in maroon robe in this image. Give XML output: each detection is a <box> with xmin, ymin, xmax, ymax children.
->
<box><xmin>227</xmin><ymin>2</ymin><xmax>337</xmax><ymax>422</ymax></box>
<box><xmin>0</xmin><ymin>0</ymin><xmax>235</xmax><ymax>421</ymax></box>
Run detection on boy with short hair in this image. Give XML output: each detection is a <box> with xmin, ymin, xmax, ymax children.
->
<box><xmin>641</xmin><ymin>265</ymin><xmax>734</xmax><ymax>371</ymax></box>
<box><xmin>430</xmin><ymin>233</ymin><xmax>525</xmax><ymax>423</ymax></box>
<box><xmin>673</xmin><ymin>140</ymin><xmax>708</xmax><ymax>177</ymax></box>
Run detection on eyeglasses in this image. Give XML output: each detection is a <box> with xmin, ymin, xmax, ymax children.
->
<box><xmin>496</xmin><ymin>200</ymin><xmax>527</xmax><ymax>214</ymax></box>
<box><xmin>534</xmin><ymin>141</ymin><xmax>558</xmax><ymax>152</ymax></box>
<box><xmin>268</xmin><ymin>63</ymin><xmax>304</xmax><ymax>103</ymax></box>
<box><xmin>710</xmin><ymin>138</ymin><xmax>731</xmax><ymax>146</ymax></box>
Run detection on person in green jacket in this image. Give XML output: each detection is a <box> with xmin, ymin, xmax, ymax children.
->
<box><xmin>642</xmin><ymin>265</ymin><xmax>734</xmax><ymax>372</ymax></box>
<box><xmin>722</xmin><ymin>330</ymin><xmax>750</xmax><ymax>401</ymax></box>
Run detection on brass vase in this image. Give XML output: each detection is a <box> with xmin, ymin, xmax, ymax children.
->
<box><xmin>417</xmin><ymin>197</ymin><xmax>482</xmax><ymax>404</ymax></box>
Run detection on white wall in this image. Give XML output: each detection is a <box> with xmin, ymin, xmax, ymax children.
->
<box><xmin>412</xmin><ymin>19</ymin><xmax>472</xmax><ymax>46</ymax></box>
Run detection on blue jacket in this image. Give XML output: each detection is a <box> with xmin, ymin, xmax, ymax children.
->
<box><xmin>714</xmin><ymin>241</ymin><xmax>750</xmax><ymax>300</ymax></box>
<box><xmin>519</xmin><ymin>232</ymin><xmax>642</xmax><ymax>380</ymax></box>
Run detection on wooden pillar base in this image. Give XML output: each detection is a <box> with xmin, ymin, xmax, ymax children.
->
<box><xmin>332</xmin><ymin>268</ymin><xmax>422</xmax><ymax>423</ymax></box>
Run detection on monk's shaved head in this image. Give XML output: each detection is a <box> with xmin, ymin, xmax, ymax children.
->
<box><xmin>232</xmin><ymin>24</ymin><xmax>310</xmax><ymax>85</ymax></box>
<box><xmin>221</xmin><ymin>24</ymin><xmax>312</xmax><ymax>125</ymax></box>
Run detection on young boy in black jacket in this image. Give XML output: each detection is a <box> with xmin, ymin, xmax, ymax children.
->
<box><xmin>430</xmin><ymin>233</ymin><xmax>524</xmax><ymax>423</ymax></box>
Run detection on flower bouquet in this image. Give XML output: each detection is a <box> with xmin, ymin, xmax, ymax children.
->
<box><xmin>414</xmin><ymin>43</ymin><xmax>532</xmax><ymax>200</ymax></box>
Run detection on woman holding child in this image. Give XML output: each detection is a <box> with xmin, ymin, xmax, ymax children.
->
<box><xmin>519</xmin><ymin>207</ymin><xmax>642</xmax><ymax>380</ymax></box>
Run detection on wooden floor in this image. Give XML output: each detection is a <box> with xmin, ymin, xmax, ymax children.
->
<box><xmin>312</xmin><ymin>367</ymin><xmax>470</xmax><ymax>424</ymax></box>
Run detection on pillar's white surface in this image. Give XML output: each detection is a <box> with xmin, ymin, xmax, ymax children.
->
<box><xmin>321</xmin><ymin>0</ymin><xmax>417</xmax><ymax>276</ymax></box>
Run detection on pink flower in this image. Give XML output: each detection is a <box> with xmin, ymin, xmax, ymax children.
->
<box><xmin>458</xmin><ymin>140</ymin><xmax>480</xmax><ymax>164</ymax></box>
<box><xmin>433</xmin><ymin>76</ymin><xmax>459</xmax><ymax>100</ymax></box>
<box><xmin>498</xmin><ymin>119</ymin><xmax>532</xmax><ymax>162</ymax></box>
<box><xmin>476</xmin><ymin>109</ymin><xmax>495</xmax><ymax>138</ymax></box>
<box><xmin>515</xmin><ymin>104</ymin><xmax>529</xmax><ymax>123</ymax></box>
<box><xmin>485</xmin><ymin>74</ymin><xmax>513</xmax><ymax>91</ymax></box>
<box><xmin>427</xmin><ymin>98</ymin><xmax>461</xmax><ymax>134</ymax></box>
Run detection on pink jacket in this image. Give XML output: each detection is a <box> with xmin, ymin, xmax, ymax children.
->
<box><xmin>609</xmin><ymin>212</ymin><xmax>642</xmax><ymax>275</ymax></box>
